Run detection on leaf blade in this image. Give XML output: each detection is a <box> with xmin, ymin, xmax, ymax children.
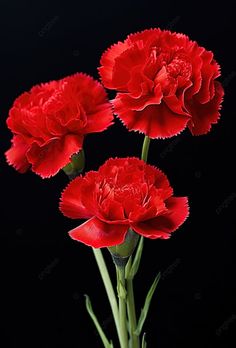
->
<box><xmin>142</xmin><ymin>332</ymin><xmax>147</xmax><ymax>348</ymax></box>
<box><xmin>135</xmin><ymin>272</ymin><xmax>161</xmax><ymax>336</ymax></box>
<box><xmin>128</xmin><ymin>236</ymin><xmax>144</xmax><ymax>279</ymax></box>
<box><xmin>85</xmin><ymin>294</ymin><xmax>113</xmax><ymax>348</ymax></box>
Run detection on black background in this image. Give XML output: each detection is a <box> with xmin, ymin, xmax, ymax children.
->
<box><xmin>1</xmin><ymin>1</ymin><xmax>236</xmax><ymax>347</ymax></box>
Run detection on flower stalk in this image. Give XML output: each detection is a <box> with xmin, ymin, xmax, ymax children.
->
<box><xmin>116</xmin><ymin>264</ymin><xmax>129</xmax><ymax>348</ymax></box>
<box><xmin>92</xmin><ymin>248</ymin><xmax>122</xmax><ymax>347</ymax></box>
<box><xmin>141</xmin><ymin>136</ymin><xmax>151</xmax><ymax>162</ymax></box>
<box><xmin>126</xmin><ymin>257</ymin><xmax>140</xmax><ymax>348</ymax></box>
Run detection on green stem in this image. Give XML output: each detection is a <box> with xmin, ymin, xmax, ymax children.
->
<box><xmin>141</xmin><ymin>136</ymin><xmax>151</xmax><ymax>162</ymax></box>
<box><xmin>127</xmin><ymin>276</ymin><xmax>140</xmax><ymax>348</ymax></box>
<box><xmin>117</xmin><ymin>265</ymin><xmax>129</xmax><ymax>348</ymax></box>
<box><xmin>138</xmin><ymin>135</ymin><xmax>152</xmax><ymax>291</ymax></box>
<box><xmin>125</xmin><ymin>134</ymin><xmax>151</xmax><ymax>347</ymax></box>
<box><xmin>92</xmin><ymin>248</ymin><xmax>122</xmax><ymax>346</ymax></box>
<box><xmin>139</xmin><ymin>135</ymin><xmax>152</xmax><ymax>281</ymax></box>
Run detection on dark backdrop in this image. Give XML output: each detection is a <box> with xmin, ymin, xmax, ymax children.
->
<box><xmin>1</xmin><ymin>1</ymin><xmax>235</xmax><ymax>347</ymax></box>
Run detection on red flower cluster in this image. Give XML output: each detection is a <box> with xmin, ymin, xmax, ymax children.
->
<box><xmin>5</xmin><ymin>73</ymin><xmax>113</xmax><ymax>178</ymax></box>
<box><xmin>99</xmin><ymin>28</ymin><xmax>224</xmax><ymax>138</ymax></box>
<box><xmin>60</xmin><ymin>158</ymin><xmax>189</xmax><ymax>248</ymax></box>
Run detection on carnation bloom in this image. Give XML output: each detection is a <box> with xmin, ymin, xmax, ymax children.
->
<box><xmin>5</xmin><ymin>73</ymin><xmax>113</xmax><ymax>178</ymax></box>
<box><xmin>60</xmin><ymin>157</ymin><xmax>189</xmax><ymax>248</ymax></box>
<box><xmin>99</xmin><ymin>28</ymin><xmax>224</xmax><ymax>138</ymax></box>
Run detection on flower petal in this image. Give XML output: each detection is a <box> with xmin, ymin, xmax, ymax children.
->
<box><xmin>68</xmin><ymin>216</ymin><xmax>129</xmax><ymax>248</ymax></box>
<box><xmin>99</xmin><ymin>41</ymin><xmax>130</xmax><ymax>89</ymax></box>
<box><xmin>195</xmin><ymin>51</ymin><xmax>220</xmax><ymax>104</ymax></box>
<box><xmin>60</xmin><ymin>176</ymin><xmax>94</xmax><ymax>219</ymax></box>
<box><xmin>84</xmin><ymin>105</ymin><xmax>114</xmax><ymax>133</ymax></box>
<box><xmin>144</xmin><ymin>164</ymin><xmax>173</xmax><ymax>199</ymax></box>
<box><xmin>5</xmin><ymin>135</ymin><xmax>31</xmax><ymax>173</ymax></box>
<box><xmin>131</xmin><ymin>197</ymin><xmax>189</xmax><ymax>238</ymax></box>
<box><xmin>98</xmin><ymin>199</ymin><xmax>126</xmax><ymax>223</ymax></box>
<box><xmin>114</xmin><ymin>84</ymin><xmax>163</xmax><ymax>112</ymax></box>
<box><xmin>187</xmin><ymin>81</ymin><xmax>224</xmax><ymax>135</ymax></box>
<box><xmin>27</xmin><ymin>134</ymin><xmax>83</xmax><ymax>178</ymax></box>
<box><xmin>116</xmin><ymin>103</ymin><xmax>190</xmax><ymax>139</ymax></box>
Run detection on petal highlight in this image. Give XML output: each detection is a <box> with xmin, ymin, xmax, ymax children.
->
<box><xmin>68</xmin><ymin>216</ymin><xmax>129</xmax><ymax>248</ymax></box>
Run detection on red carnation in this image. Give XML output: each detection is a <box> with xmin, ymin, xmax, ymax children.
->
<box><xmin>5</xmin><ymin>73</ymin><xmax>113</xmax><ymax>178</ymax></box>
<box><xmin>99</xmin><ymin>28</ymin><xmax>224</xmax><ymax>138</ymax></box>
<box><xmin>60</xmin><ymin>157</ymin><xmax>189</xmax><ymax>248</ymax></box>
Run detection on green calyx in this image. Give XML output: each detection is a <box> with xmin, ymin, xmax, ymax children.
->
<box><xmin>63</xmin><ymin>149</ymin><xmax>85</xmax><ymax>179</ymax></box>
<box><xmin>108</xmin><ymin>229</ymin><xmax>139</xmax><ymax>267</ymax></box>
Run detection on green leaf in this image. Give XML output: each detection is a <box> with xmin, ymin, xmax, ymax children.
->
<box><xmin>85</xmin><ymin>295</ymin><xmax>114</xmax><ymax>348</ymax></box>
<box><xmin>125</xmin><ymin>255</ymin><xmax>132</xmax><ymax>279</ymax></box>
<box><xmin>135</xmin><ymin>272</ymin><xmax>161</xmax><ymax>336</ymax></box>
<box><xmin>117</xmin><ymin>270</ymin><xmax>127</xmax><ymax>300</ymax></box>
<box><xmin>141</xmin><ymin>332</ymin><xmax>147</xmax><ymax>348</ymax></box>
<box><xmin>128</xmin><ymin>236</ymin><xmax>144</xmax><ymax>279</ymax></box>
